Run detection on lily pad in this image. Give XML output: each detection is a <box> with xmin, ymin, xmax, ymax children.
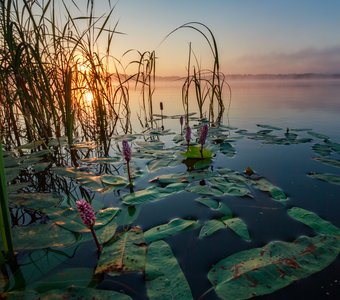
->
<box><xmin>9</xmin><ymin>192</ymin><xmax>62</xmax><ymax>209</ymax></box>
<box><xmin>8</xmin><ymin>287</ymin><xmax>132</xmax><ymax>300</ymax></box>
<box><xmin>146</xmin><ymin>240</ymin><xmax>193</xmax><ymax>300</ymax></box>
<box><xmin>199</xmin><ymin>217</ymin><xmax>250</xmax><ymax>241</ymax></box>
<box><xmin>252</xmin><ymin>178</ymin><xmax>287</xmax><ymax>201</ymax></box>
<box><xmin>208</xmin><ymin>234</ymin><xmax>340</xmax><ymax>300</ymax></box>
<box><xmin>307</xmin><ymin>172</ymin><xmax>340</xmax><ymax>185</ymax></box>
<box><xmin>288</xmin><ymin>207</ymin><xmax>340</xmax><ymax>235</ymax></box>
<box><xmin>307</xmin><ymin>131</ymin><xmax>330</xmax><ymax>140</ymax></box>
<box><xmin>122</xmin><ymin>188</ymin><xmax>162</xmax><ymax>206</ymax></box>
<box><xmin>182</xmin><ymin>146</ymin><xmax>213</xmax><ymax>159</ymax></box>
<box><xmin>95</xmin><ymin>226</ymin><xmax>146</xmax><ymax>276</ymax></box>
<box><xmin>195</xmin><ymin>197</ymin><xmax>232</xmax><ymax>217</ymax></box>
<box><xmin>314</xmin><ymin>157</ymin><xmax>340</xmax><ymax>168</ymax></box>
<box><xmin>29</xmin><ymin>268</ymin><xmax>94</xmax><ymax>292</ymax></box>
<box><xmin>12</xmin><ymin>223</ymin><xmax>78</xmax><ymax>250</ymax></box>
<box><xmin>222</xmin><ymin>217</ymin><xmax>250</xmax><ymax>241</ymax></box>
<box><xmin>144</xmin><ymin>218</ymin><xmax>198</xmax><ymax>244</ymax></box>
<box><xmin>256</xmin><ymin>124</ymin><xmax>282</xmax><ymax>130</ymax></box>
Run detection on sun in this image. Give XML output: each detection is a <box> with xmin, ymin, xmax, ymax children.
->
<box><xmin>83</xmin><ymin>90</ymin><xmax>94</xmax><ymax>105</ymax></box>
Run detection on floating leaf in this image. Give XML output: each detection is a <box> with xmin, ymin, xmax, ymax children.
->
<box><xmin>182</xmin><ymin>146</ymin><xmax>213</xmax><ymax>159</ymax></box>
<box><xmin>186</xmin><ymin>184</ymin><xmax>224</xmax><ymax>197</ymax></box>
<box><xmin>13</xmin><ymin>248</ymin><xmax>75</xmax><ymax>287</ymax></box>
<box><xmin>195</xmin><ymin>197</ymin><xmax>219</xmax><ymax>210</ymax></box>
<box><xmin>44</xmin><ymin>207</ymin><xmax>88</xmax><ymax>233</ymax></box>
<box><xmin>288</xmin><ymin>207</ymin><xmax>340</xmax><ymax>235</ymax></box>
<box><xmin>147</xmin><ymin>157</ymin><xmax>181</xmax><ymax>172</ymax></box>
<box><xmin>314</xmin><ymin>157</ymin><xmax>340</xmax><ymax>168</ymax></box>
<box><xmin>13</xmin><ymin>223</ymin><xmax>78</xmax><ymax>250</ymax></box>
<box><xmin>222</xmin><ymin>217</ymin><xmax>250</xmax><ymax>241</ymax></box>
<box><xmin>307</xmin><ymin>172</ymin><xmax>340</xmax><ymax>185</ymax></box>
<box><xmin>122</xmin><ymin>188</ymin><xmax>161</xmax><ymax>206</ymax></box>
<box><xmin>199</xmin><ymin>219</ymin><xmax>225</xmax><ymax>239</ymax></box>
<box><xmin>6</xmin><ymin>287</ymin><xmax>132</xmax><ymax>300</ymax></box>
<box><xmin>77</xmin><ymin>174</ymin><xmax>103</xmax><ymax>191</ymax></box>
<box><xmin>101</xmin><ymin>175</ymin><xmax>128</xmax><ymax>188</ymax></box>
<box><xmin>312</xmin><ymin>143</ymin><xmax>332</xmax><ymax>156</ymax></box>
<box><xmin>95</xmin><ymin>207</ymin><xmax>120</xmax><ymax>228</ymax></box>
<box><xmin>256</xmin><ymin>124</ymin><xmax>282</xmax><ymax>130</ymax></box>
<box><xmin>144</xmin><ymin>218</ymin><xmax>198</xmax><ymax>244</ymax></box>
<box><xmin>252</xmin><ymin>178</ymin><xmax>287</xmax><ymax>201</ymax></box>
<box><xmin>208</xmin><ymin>234</ymin><xmax>340</xmax><ymax>300</ymax></box>
<box><xmin>9</xmin><ymin>192</ymin><xmax>62</xmax><ymax>209</ymax></box>
<box><xmin>307</xmin><ymin>131</ymin><xmax>329</xmax><ymax>140</ymax></box>
<box><xmin>199</xmin><ymin>217</ymin><xmax>250</xmax><ymax>241</ymax></box>
<box><xmin>96</xmin><ymin>226</ymin><xmax>146</xmax><ymax>276</ymax></box>
<box><xmin>52</xmin><ymin>167</ymin><xmax>78</xmax><ymax>178</ymax></box>
<box><xmin>195</xmin><ymin>197</ymin><xmax>232</xmax><ymax>217</ymax></box>
<box><xmin>146</xmin><ymin>240</ymin><xmax>193</xmax><ymax>300</ymax></box>
<box><xmin>29</xmin><ymin>268</ymin><xmax>94</xmax><ymax>292</ymax></box>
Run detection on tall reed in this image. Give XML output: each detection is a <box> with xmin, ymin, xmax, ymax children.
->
<box><xmin>0</xmin><ymin>0</ymin><xmax>133</xmax><ymax>161</ymax></box>
<box><xmin>0</xmin><ymin>141</ymin><xmax>14</xmax><ymax>260</ymax></box>
<box><xmin>162</xmin><ymin>22</ymin><xmax>230</xmax><ymax>125</ymax></box>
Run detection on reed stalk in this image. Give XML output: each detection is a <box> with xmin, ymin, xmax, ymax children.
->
<box><xmin>0</xmin><ymin>141</ymin><xmax>14</xmax><ymax>260</ymax></box>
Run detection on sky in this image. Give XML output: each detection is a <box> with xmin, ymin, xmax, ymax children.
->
<box><xmin>91</xmin><ymin>0</ymin><xmax>340</xmax><ymax>76</ymax></box>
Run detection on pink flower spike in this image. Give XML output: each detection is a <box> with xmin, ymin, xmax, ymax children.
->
<box><xmin>76</xmin><ymin>199</ymin><xmax>96</xmax><ymax>228</ymax></box>
<box><xmin>199</xmin><ymin>124</ymin><xmax>209</xmax><ymax>146</ymax></box>
<box><xmin>185</xmin><ymin>126</ymin><xmax>191</xmax><ymax>144</ymax></box>
<box><xmin>122</xmin><ymin>140</ymin><xmax>131</xmax><ymax>162</ymax></box>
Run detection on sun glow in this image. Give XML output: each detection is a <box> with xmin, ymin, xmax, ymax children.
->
<box><xmin>83</xmin><ymin>90</ymin><xmax>94</xmax><ymax>105</ymax></box>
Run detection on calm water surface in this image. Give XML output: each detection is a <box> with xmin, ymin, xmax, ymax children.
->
<box><xmin>126</xmin><ymin>78</ymin><xmax>340</xmax><ymax>299</ymax></box>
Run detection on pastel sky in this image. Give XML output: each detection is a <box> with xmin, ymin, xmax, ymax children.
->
<box><xmin>93</xmin><ymin>0</ymin><xmax>340</xmax><ymax>75</ymax></box>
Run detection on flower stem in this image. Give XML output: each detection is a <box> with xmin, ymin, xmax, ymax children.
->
<box><xmin>90</xmin><ymin>227</ymin><xmax>102</xmax><ymax>253</ymax></box>
<box><xmin>127</xmin><ymin>161</ymin><xmax>133</xmax><ymax>187</ymax></box>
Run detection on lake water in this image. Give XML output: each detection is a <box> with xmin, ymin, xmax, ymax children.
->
<box><xmin>5</xmin><ymin>78</ymin><xmax>340</xmax><ymax>299</ymax></box>
<box><xmin>125</xmin><ymin>78</ymin><xmax>340</xmax><ymax>299</ymax></box>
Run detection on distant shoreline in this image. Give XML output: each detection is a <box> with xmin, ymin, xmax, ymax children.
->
<box><xmin>155</xmin><ymin>73</ymin><xmax>340</xmax><ymax>81</ymax></box>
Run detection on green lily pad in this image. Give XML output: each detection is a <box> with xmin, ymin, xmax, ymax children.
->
<box><xmin>146</xmin><ymin>240</ymin><xmax>193</xmax><ymax>300</ymax></box>
<box><xmin>312</xmin><ymin>143</ymin><xmax>332</xmax><ymax>156</ymax></box>
<box><xmin>288</xmin><ymin>207</ymin><xmax>340</xmax><ymax>235</ymax></box>
<box><xmin>186</xmin><ymin>184</ymin><xmax>224</xmax><ymax>197</ymax></box>
<box><xmin>314</xmin><ymin>157</ymin><xmax>340</xmax><ymax>168</ymax></box>
<box><xmin>256</xmin><ymin>124</ymin><xmax>282</xmax><ymax>130</ymax></box>
<box><xmin>101</xmin><ymin>175</ymin><xmax>128</xmax><ymax>188</ymax></box>
<box><xmin>199</xmin><ymin>219</ymin><xmax>226</xmax><ymax>239</ymax></box>
<box><xmin>122</xmin><ymin>188</ymin><xmax>161</xmax><ymax>206</ymax></box>
<box><xmin>219</xmin><ymin>142</ymin><xmax>236</xmax><ymax>157</ymax></box>
<box><xmin>95</xmin><ymin>226</ymin><xmax>146</xmax><ymax>276</ymax></box>
<box><xmin>44</xmin><ymin>207</ymin><xmax>89</xmax><ymax>233</ymax></box>
<box><xmin>307</xmin><ymin>172</ymin><xmax>340</xmax><ymax>185</ymax></box>
<box><xmin>29</xmin><ymin>268</ymin><xmax>94</xmax><ymax>293</ymax></box>
<box><xmin>199</xmin><ymin>217</ymin><xmax>250</xmax><ymax>241</ymax></box>
<box><xmin>307</xmin><ymin>131</ymin><xmax>329</xmax><ymax>140</ymax></box>
<box><xmin>9</xmin><ymin>192</ymin><xmax>62</xmax><ymax>209</ymax></box>
<box><xmin>147</xmin><ymin>157</ymin><xmax>181</xmax><ymax>172</ymax></box>
<box><xmin>208</xmin><ymin>234</ymin><xmax>340</xmax><ymax>300</ymax></box>
<box><xmin>195</xmin><ymin>197</ymin><xmax>232</xmax><ymax>217</ymax></box>
<box><xmin>252</xmin><ymin>178</ymin><xmax>287</xmax><ymax>201</ymax></box>
<box><xmin>12</xmin><ymin>223</ymin><xmax>78</xmax><ymax>250</ymax></box>
<box><xmin>5</xmin><ymin>287</ymin><xmax>132</xmax><ymax>300</ymax></box>
<box><xmin>12</xmin><ymin>248</ymin><xmax>76</xmax><ymax>288</ymax></box>
<box><xmin>144</xmin><ymin>218</ymin><xmax>198</xmax><ymax>244</ymax></box>
<box><xmin>182</xmin><ymin>146</ymin><xmax>213</xmax><ymax>159</ymax></box>
<box><xmin>222</xmin><ymin>217</ymin><xmax>250</xmax><ymax>241</ymax></box>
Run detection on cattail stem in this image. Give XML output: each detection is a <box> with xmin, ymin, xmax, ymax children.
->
<box><xmin>90</xmin><ymin>227</ymin><xmax>102</xmax><ymax>253</ymax></box>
